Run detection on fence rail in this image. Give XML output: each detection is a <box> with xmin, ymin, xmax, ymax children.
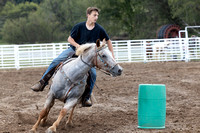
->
<box><xmin>0</xmin><ymin>38</ymin><xmax>200</xmax><ymax>69</ymax></box>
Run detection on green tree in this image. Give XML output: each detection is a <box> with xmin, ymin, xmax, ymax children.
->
<box><xmin>94</xmin><ymin>0</ymin><xmax>146</xmax><ymax>39</ymax></box>
<box><xmin>2</xmin><ymin>0</ymin><xmax>200</xmax><ymax>44</ymax></box>
<box><xmin>169</xmin><ymin>0</ymin><xmax>200</xmax><ymax>26</ymax></box>
<box><xmin>14</xmin><ymin>0</ymin><xmax>44</xmax><ymax>4</ymax></box>
<box><xmin>2</xmin><ymin>13</ymin><xmax>60</xmax><ymax>44</ymax></box>
<box><xmin>168</xmin><ymin>0</ymin><xmax>200</xmax><ymax>36</ymax></box>
<box><xmin>135</xmin><ymin>0</ymin><xmax>177</xmax><ymax>38</ymax></box>
<box><xmin>95</xmin><ymin>0</ymin><xmax>189</xmax><ymax>39</ymax></box>
<box><xmin>1</xmin><ymin>2</ymin><xmax>40</xmax><ymax>43</ymax></box>
<box><xmin>37</xmin><ymin>0</ymin><xmax>96</xmax><ymax>41</ymax></box>
<box><xmin>0</xmin><ymin>0</ymin><xmax>8</xmax><ymax>40</ymax></box>
<box><xmin>1</xmin><ymin>0</ymin><xmax>91</xmax><ymax>43</ymax></box>
<box><xmin>1</xmin><ymin>2</ymin><xmax>38</xmax><ymax>19</ymax></box>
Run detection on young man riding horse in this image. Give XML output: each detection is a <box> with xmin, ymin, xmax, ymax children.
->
<box><xmin>31</xmin><ymin>7</ymin><xmax>115</xmax><ymax>107</ymax></box>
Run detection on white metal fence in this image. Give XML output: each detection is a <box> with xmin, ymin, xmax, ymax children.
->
<box><xmin>0</xmin><ymin>38</ymin><xmax>200</xmax><ymax>69</ymax></box>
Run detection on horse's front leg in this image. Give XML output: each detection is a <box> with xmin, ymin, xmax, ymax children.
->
<box><xmin>30</xmin><ymin>108</ymin><xmax>48</xmax><ymax>133</ymax></box>
<box><xmin>46</xmin><ymin>100</ymin><xmax>77</xmax><ymax>133</ymax></box>
<box><xmin>66</xmin><ymin>105</ymin><xmax>76</xmax><ymax>126</ymax></box>
<box><xmin>46</xmin><ymin>108</ymin><xmax>67</xmax><ymax>133</ymax></box>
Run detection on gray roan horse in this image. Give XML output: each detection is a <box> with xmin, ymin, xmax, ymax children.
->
<box><xmin>30</xmin><ymin>39</ymin><xmax>123</xmax><ymax>133</ymax></box>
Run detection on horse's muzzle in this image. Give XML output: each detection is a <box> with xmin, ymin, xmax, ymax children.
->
<box><xmin>110</xmin><ymin>64</ymin><xmax>123</xmax><ymax>77</ymax></box>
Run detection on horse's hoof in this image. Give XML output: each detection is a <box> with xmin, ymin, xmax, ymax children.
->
<box><xmin>66</xmin><ymin>121</ymin><xmax>74</xmax><ymax>127</ymax></box>
<box><xmin>40</xmin><ymin>119</ymin><xmax>46</xmax><ymax>127</ymax></box>
<box><xmin>29</xmin><ymin>129</ymin><xmax>37</xmax><ymax>133</ymax></box>
<box><xmin>46</xmin><ymin>127</ymin><xmax>56</xmax><ymax>133</ymax></box>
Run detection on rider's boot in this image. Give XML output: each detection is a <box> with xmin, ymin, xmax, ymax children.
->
<box><xmin>31</xmin><ymin>66</ymin><xmax>57</xmax><ymax>92</ymax></box>
<box><xmin>31</xmin><ymin>79</ymin><xmax>46</xmax><ymax>92</ymax></box>
<box><xmin>82</xmin><ymin>85</ymin><xmax>92</xmax><ymax>107</ymax></box>
<box><xmin>82</xmin><ymin>98</ymin><xmax>92</xmax><ymax>107</ymax></box>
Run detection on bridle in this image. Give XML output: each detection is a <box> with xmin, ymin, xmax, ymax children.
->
<box><xmin>80</xmin><ymin>45</ymin><xmax>118</xmax><ymax>76</ymax></box>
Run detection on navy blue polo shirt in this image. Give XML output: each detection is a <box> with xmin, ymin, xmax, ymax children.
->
<box><xmin>69</xmin><ymin>22</ymin><xmax>109</xmax><ymax>50</ymax></box>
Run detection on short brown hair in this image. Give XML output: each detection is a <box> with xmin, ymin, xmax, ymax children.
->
<box><xmin>86</xmin><ymin>7</ymin><xmax>100</xmax><ymax>16</ymax></box>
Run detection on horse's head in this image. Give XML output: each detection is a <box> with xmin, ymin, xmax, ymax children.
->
<box><xmin>75</xmin><ymin>39</ymin><xmax>123</xmax><ymax>77</ymax></box>
<box><xmin>95</xmin><ymin>39</ymin><xmax>123</xmax><ymax>77</ymax></box>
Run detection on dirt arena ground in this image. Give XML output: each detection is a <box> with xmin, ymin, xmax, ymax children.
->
<box><xmin>0</xmin><ymin>62</ymin><xmax>200</xmax><ymax>133</ymax></box>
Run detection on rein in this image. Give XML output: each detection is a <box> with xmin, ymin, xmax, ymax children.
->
<box><xmin>80</xmin><ymin>55</ymin><xmax>93</xmax><ymax>68</ymax></box>
<box><xmin>96</xmin><ymin>52</ymin><xmax>117</xmax><ymax>76</ymax></box>
<box><xmin>80</xmin><ymin>46</ymin><xmax>117</xmax><ymax>76</ymax></box>
<box><xmin>79</xmin><ymin>45</ymin><xmax>117</xmax><ymax>90</ymax></box>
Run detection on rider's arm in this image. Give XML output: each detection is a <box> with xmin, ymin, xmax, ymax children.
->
<box><xmin>107</xmin><ymin>39</ymin><xmax>115</xmax><ymax>59</ymax></box>
<box><xmin>68</xmin><ymin>36</ymin><xmax>80</xmax><ymax>49</ymax></box>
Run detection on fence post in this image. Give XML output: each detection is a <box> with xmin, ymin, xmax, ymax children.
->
<box><xmin>127</xmin><ymin>40</ymin><xmax>131</xmax><ymax>62</ymax></box>
<box><xmin>143</xmin><ymin>41</ymin><xmax>147</xmax><ymax>62</ymax></box>
<box><xmin>14</xmin><ymin>45</ymin><xmax>20</xmax><ymax>70</ymax></box>
<box><xmin>59</xmin><ymin>44</ymin><xmax>63</xmax><ymax>56</ymax></box>
<box><xmin>53</xmin><ymin>44</ymin><xmax>56</xmax><ymax>59</ymax></box>
<box><xmin>0</xmin><ymin>47</ymin><xmax>3</xmax><ymax>67</ymax></box>
<box><xmin>179</xmin><ymin>38</ymin><xmax>183</xmax><ymax>60</ymax></box>
<box><xmin>113</xmin><ymin>42</ymin><xmax>119</xmax><ymax>62</ymax></box>
<box><xmin>185</xmin><ymin>37</ymin><xmax>189</xmax><ymax>62</ymax></box>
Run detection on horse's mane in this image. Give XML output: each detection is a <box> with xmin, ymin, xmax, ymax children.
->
<box><xmin>76</xmin><ymin>43</ymin><xmax>94</xmax><ymax>56</ymax></box>
<box><xmin>76</xmin><ymin>40</ymin><xmax>106</xmax><ymax>56</ymax></box>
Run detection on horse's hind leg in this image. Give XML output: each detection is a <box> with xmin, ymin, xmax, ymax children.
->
<box><xmin>66</xmin><ymin>105</ymin><xmax>76</xmax><ymax>126</ymax></box>
<box><xmin>30</xmin><ymin>93</ymin><xmax>55</xmax><ymax>133</ymax></box>
<box><xmin>41</xmin><ymin>99</ymin><xmax>55</xmax><ymax>126</ymax></box>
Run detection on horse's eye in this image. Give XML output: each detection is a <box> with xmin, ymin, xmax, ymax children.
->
<box><xmin>102</xmin><ymin>55</ymin><xmax>106</xmax><ymax>58</ymax></box>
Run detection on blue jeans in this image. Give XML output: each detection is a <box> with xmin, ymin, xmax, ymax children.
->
<box><xmin>41</xmin><ymin>47</ymin><xmax>96</xmax><ymax>99</ymax></box>
<box><xmin>87</xmin><ymin>67</ymin><xmax>96</xmax><ymax>100</ymax></box>
<box><xmin>42</xmin><ymin>47</ymin><xmax>75</xmax><ymax>79</ymax></box>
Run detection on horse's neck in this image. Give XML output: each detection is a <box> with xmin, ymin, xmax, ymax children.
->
<box><xmin>76</xmin><ymin>47</ymin><xmax>96</xmax><ymax>71</ymax></box>
<box><xmin>81</xmin><ymin>48</ymin><xmax>96</xmax><ymax>67</ymax></box>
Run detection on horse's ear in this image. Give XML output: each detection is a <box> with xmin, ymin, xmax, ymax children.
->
<box><xmin>103</xmin><ymin>38</ymin><xmax>106</xmax><ymax>44</ymax></box>
<box><xmin>102</xmin><ymin>38</ymin><xmax>106</xmax><ymax>47</ymax></box>
<box><xmin>96</xmin><ymin>39</ymin><xmax>100</xmax><ymax>47</ymax></box>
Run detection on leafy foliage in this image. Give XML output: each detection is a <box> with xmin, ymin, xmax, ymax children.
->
<box><xmin>1</xmin><ymin>2</ymin><xmax>38</xmax><ymax>19</ymax></box>
<box><xmin>13</xmin><ymin>0</ymin><xmax>44</xmax><ymax>4</ymax></box>
<box><xmin>0</xmin><ymin>0</ymin><xmax>200</xmax><ymax>44</ymax></box>
<box><xmin>169</xmin><ymin>0</ymin><xmax>200</xmax><ymax>26</ymax></box>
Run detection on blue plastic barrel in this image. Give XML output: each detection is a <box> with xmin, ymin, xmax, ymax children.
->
<box><xmin>138</xmin><ymin>84</ymin><xmax>166</xmax><ymax>129</ymax></box>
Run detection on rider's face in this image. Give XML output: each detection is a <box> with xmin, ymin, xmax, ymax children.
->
<box><xmin>87</xmin><ymin>11</ymin><xmax>99</xmax><ymax>23</ymax></box>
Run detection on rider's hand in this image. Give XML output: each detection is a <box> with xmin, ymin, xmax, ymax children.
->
<box><xmin>76</xmin><ymin>44</ymin><xmax>80</xmax><ymax>49</ymax></box>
